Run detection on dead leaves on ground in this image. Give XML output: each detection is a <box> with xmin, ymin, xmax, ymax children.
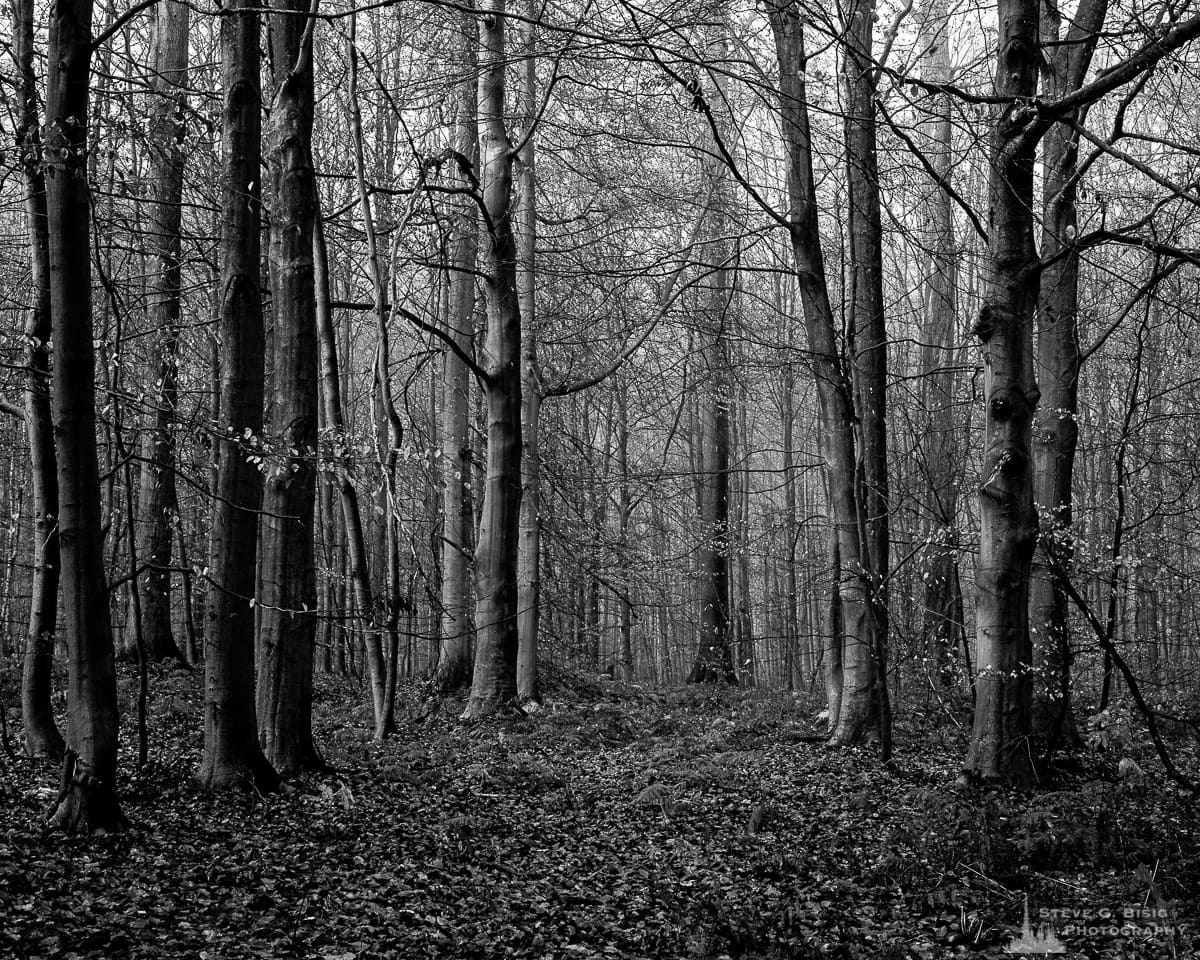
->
<box><xmin>0</xmin><ymin>667</ymin><xmax>1196</xmax><ymax>959</ymax></box>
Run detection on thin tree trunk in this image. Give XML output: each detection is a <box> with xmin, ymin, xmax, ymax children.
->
<box><xmin>44</xmin><ymin>0</ymin><xmax>127</xmax><ymax>830</ymax></box>
<box><xmin>126</xmin><ymin>0</ymin><xmax>190</xmax><ymax>664</ymax></box>
<box><xmin>435</xmin><ymin>0</ymin><xmax>479</xmax><ymax>695</ymax></box>
<box><xmin>14</xmin><ymin>0</ymin><xmax>64</xmax><ymax>759</ymax></box>
<box><xmin>687</xmin><ymin>25</ymin><xmax>736</xmax><ymax>686</ymax></box>
<box><xmin>198</xmin><ymin>0</ymin><xmax>279</xmax><ymax>793</ymax></box>
<box><xmin>915</xmin><ymin>0</ymin><xmax>962</xmax><ymax>688</ymax></box>
<box><xmin>347</xmin><ymin>20</ymin><xmax>397</xmax><ymax>736</ymax></box>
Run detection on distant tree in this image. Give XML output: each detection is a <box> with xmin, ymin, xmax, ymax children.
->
<box><xmin>434</xmin><ymin>1</ymin><xmax>479</xmax><ymax>696</ymax></box>
<box><xmin>125</xmin><ymin>0</ymin><xmax>190</xmax><ymax>664</ymax></box>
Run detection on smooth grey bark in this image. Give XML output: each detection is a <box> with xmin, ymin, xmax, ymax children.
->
<box><xmin>125</xmin><ymin>0</ymin><xmax>190</xmax><ymax>664</ymax></box>
<box><xmin>462</xmin><ymin>0</ymin><xmax>523</xmax><ymax>719</ymax></box>
<box><xmin>838</xmin><ymin>0</ymin><xmax>890</xmax><ymax>752</ymax></box>
<box><xmin>256</xmin><ymin>0</ymin><xmax>321</xmax><ymax>776</ymax></box>
<box><xmin>198</xmin><ymin>0</ymin><xmax>279</xmax><ymax>793</ymax></box>
<box><xmin>14</xmin><ymin>0</ymin><xmax>64</xmax><ymax>759</ymax></box>
<box><xmin>347</xmin><ymin>22</ymin><xmax>398</xmax><ymax>737</ymax></box>
<box><xmin>515</xmin><ymin>1</ymin><xmax>541</xmax><ymax>700</ymax></box>
<box><xmin>435</xmin><ymin>1</ymin><xmax>479</xmax><ymax>695</ymax></box>
<box><xmin>1030</xmin><ymin>0</ymin><xmax>1106</xmax><ymax>746</ymax></box>
<box><xmin>43</xmin><ymin>0</ymin><xmax>126</xmax><ymax>830</ymax></box>
<box><xmin>767</xmin><ymin>3</ymin><xmax>873</xmax><ymax>731</ymax></box>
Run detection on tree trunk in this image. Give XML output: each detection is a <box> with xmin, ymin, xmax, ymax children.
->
<box><xmin>686</xmin><ymin>26</ymin><xmax>736</xmax><ymax>687</ymax></box>
<box><xmin>515</xmin><ymin>1</ymin><xmax>542</xmax><ymax>701</ymax></box>
<box><xmin>1030</xmin><ymin>0</ymin><xmax>1106</xmax><ymax>747</ymax></box>
<box><xmin>199</xmin><ymin>0</ymin><xmax>279</xmax><ymax>793</ymax></box>
<box><xmin>838</xmin><ymin>0</ymin><xmax>891</xmax><ymax>752</ymax></box>
<box><xmin>463</xmin><ymin>0</ymin><xmax>523</xmax><ymax>719</ymax></box>
<box><xmin>914</xmin><ymin>0</ymin><xmax>962</xmax><ymax>689</ymax></box>
<box><xmin>313</xmin><ymin>171</ymin><xmax>378</xmax><ymax>695</ymax></box>
<box><xmin>963</xmin><ymin>0</ymin><xmax>1041</xmax><ymax>788</ymax></box>
<box><xmin>14</xmin><ymin>0</ymin><xmax>64</xmax><ymax>759</ymax></box>
<box><xmin>768</xmin><ymin>5</ymin><xmax>874</xmax><ymax>732</ymax></box>
<box><xmin>44</xmin><ymin>0</ymin><xmax>127</xmax><ymax>830</ymax></box>
<box><xmin>435</xmin><ymin>1</ymin><xmax>479</xmax><ymax>695</ymax></box>
<box><xmin>125</xmin><ymin>0</ymin><xmax>190</xmax><ymax>664</ymax></box>
<box><xmin>256</xmin><ymin>0</ymin><xmax>321</xmax><ymax>776</ymax></box>
<box><xmin>347</xmin><ymin>20</ymin><xmax>399</xmax><ymax>737</ymax></box>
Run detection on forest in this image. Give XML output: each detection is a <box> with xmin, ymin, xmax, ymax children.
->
<box><xmin>1</xmin><ymin>0</ymin><xmax>1199</xmax><ymax>954</ymax></box>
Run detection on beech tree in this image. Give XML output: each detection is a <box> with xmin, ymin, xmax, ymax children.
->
<box><xmin>43</xmin><ymin>0</ymin><xmax>126</xmax><ymax>830</ymax></box>
<box><xmin>766</xmin><ymin>1</ymin><xmax>884</xmax><ymax>743</ymax></box>
<box><xmin>199</xmin><ymin>0</ymin><xmax>278</xmax><ymax>791</ymax></box>
<box><xmin>462</xmin><ymin>0</ymin><xmax>524</xmax><ymax>719</ymax></box>
<box><xmin>125</xmin><ymin>0</ymin><xmax>190</xmax><ymax>664</ymax></box>
<box><xmin>13</xmin><ymin>0</ymin><xmax>63</xmax><ymax>759</ymax></box>
<box><xmin>257</xmin><ymin>0</ymin><xmax>322</xmax><ymax>775</ymax></box>
<box><xmin>433</xmin><ymin>1</ymin><xmax>480</xmax><ymax>695</ymax></box>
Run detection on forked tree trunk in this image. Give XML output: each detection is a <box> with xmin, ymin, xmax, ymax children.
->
<box><xmin>963</xmin><ymin>0</ymin><xmax>1041</xmax><ymax>788</ymax></box>
<box><xmin>44</xmin><ymin>0</ymin><xmax>127</xmax><ymax>830</ymax></box>
<box><xmin>768</xmin><ymin>3</ymin><xmax>874</xmax><ymax>735</ymax></box>
<box><xmin>257</xmin><ymin>0</ymin><xmax>322</xmax><ymax>776</ymax></box>
<box><xmin>1030</xmin><ymin>0</ymin><xmax>1106</xmax><ymax>747</ymax></box>
<box><xmin>463</xmin><ymin>0</ymin><xmax>523</xmax><ymax>719</ymax></box>
<box><xmin>199</xmin><ymin>0</ymin><xmax>279</xmax><ymax>793</ymax></box>
<box><xmin>434</xmin><ymin>1</ymin><xmax>479</xmax><ymax>695</ymax></box>
<box><xmin>125</xmin><ymin>0</ymin><xmax>190</xmax><ymax>664</ymax></box>
<box><xmin>14</xmin><ymin>0</ymin><xmax>64</xmax><ymax>759</ymax></box>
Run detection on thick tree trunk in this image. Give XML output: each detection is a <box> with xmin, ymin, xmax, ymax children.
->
<box><xmin>768</xmin><ymin>5</ymin><xmax>874</xmax><ymax>733</ymax></box>
<box><xmin>1030</xmin><ymin>0</ymin><xmax>1106</xmax><ymax>747</ymax></box>
<box><xmin>126</xmin><ymin>0</ymin><xmax>190</xmax><ymax>664</ymax></box>
<box><xmin>839</xmin><ymin>0</ymin><xmax>890</xmax><ymax>752</ymax></box>
<box><xmin>963</xmin><ymin>0</ymin><xmax>1041</xmax><ymax>788</ymax></box>
<box><xmin>435</xmin><ymin>2</ymin><xmax>479</xmax><ymax>695</ymax></box>
<box><xmin>915</xmin><ymin>0</ymin><xmax>962</xmax><ymax>688</ymax></box>
<box><xmin>199</xmin><ymin>0</ymin><xmax>279</xmax><ymax>793</ymax></box>
<box><xmin>256</xmin><ymin>0</ymin><xmax>321</xmax><ymax>776</ymax></box>
<box><xmin>463</xmin><ymin>0</ymin><xmax>523</xmax><ymax>719</ymax></box>
<box><xmin>14</xmin><ymin>0</ymin><xmax>64</xmax><ymax>759</ymax></box>
<box><xmin>44</xmin><ymin>0</ymin><xmax>126</xmax><ymax>830</ymax></box>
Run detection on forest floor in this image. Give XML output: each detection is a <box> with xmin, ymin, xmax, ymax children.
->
<box><xmin>0</xmin><ymin>662</ymin><xmax>1197</xmax><ymax>960</ymax></box>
